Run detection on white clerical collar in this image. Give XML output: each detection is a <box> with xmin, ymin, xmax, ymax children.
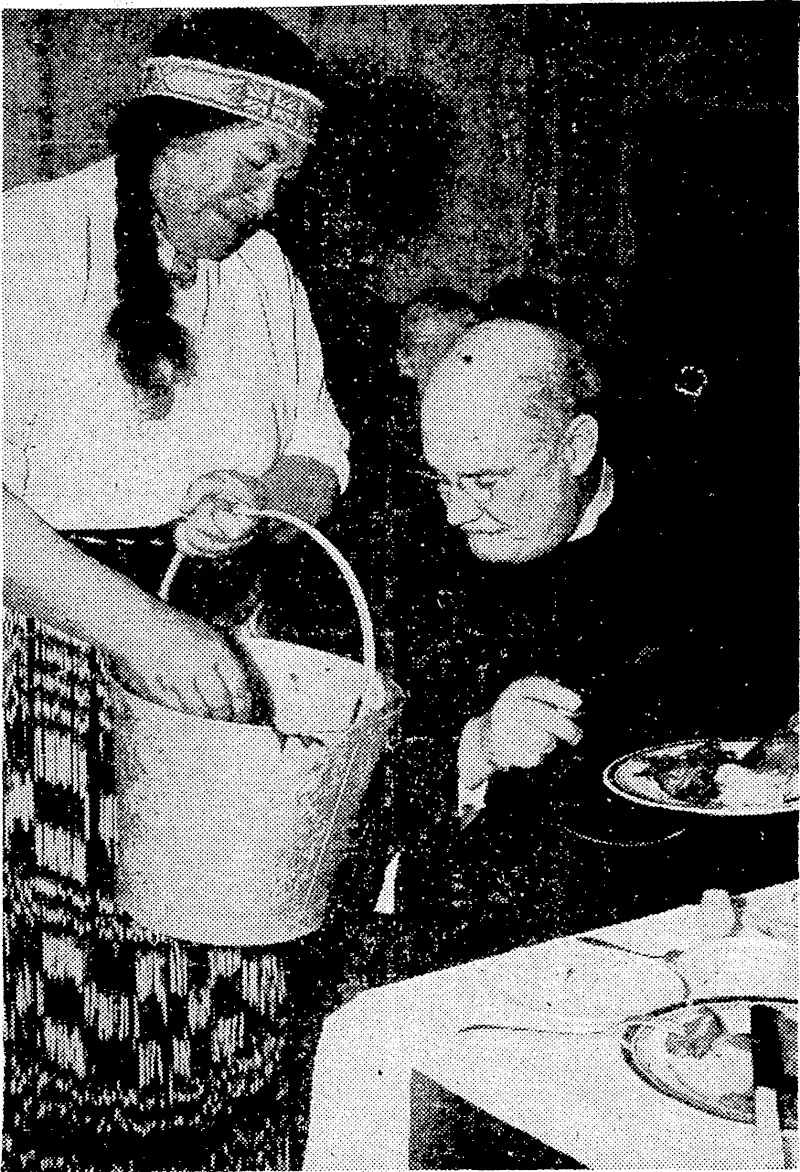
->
<box><xmin>568</xmin><ymin>458</ymin><xmax>614</xmax><ymax>543</ymax></box>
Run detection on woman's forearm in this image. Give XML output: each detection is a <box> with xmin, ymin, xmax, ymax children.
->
<box><xmin>3</xmin><ymin>486</ymin><xmax>155</xmax><ymax>649</ymax></box>
<box><xmin>4</xmin><ymin>487</ymin><xmax>253</xmax><ymax>720</ymax></box>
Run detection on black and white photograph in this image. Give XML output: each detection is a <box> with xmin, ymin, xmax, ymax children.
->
<box><xmin>3</xmin><ymin>4</ymin><xmax>798</xmax><ymax>1170</ymax></box>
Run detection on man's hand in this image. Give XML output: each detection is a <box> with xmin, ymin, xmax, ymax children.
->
<box><xmin>258</xmin><ymin>454</ymin><xmax>338</xmax><ymax>542</ymax></box>
<box><xmin>482</xmin><ymin>676</ymin><xmax>583</xmax><ymax>769</ymax></box>
<box><xmin>458</xmin><ymin>676</ymin><xmax>582</xmax><ymax>823</ymax></box>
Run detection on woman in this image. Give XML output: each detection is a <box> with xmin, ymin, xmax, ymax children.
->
<box><xmin>4</xmin><ymin>13</ymin><xmax>349</xmax><ymax>1170</ymax></box>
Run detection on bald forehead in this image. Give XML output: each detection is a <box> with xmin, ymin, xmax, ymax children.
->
<box><xmin>421</xmin><ymin>320</ymin><xmax>564</xmax><ymax>435</ymax></box>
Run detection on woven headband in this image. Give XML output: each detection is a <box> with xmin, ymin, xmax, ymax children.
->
<box><xmin>140</xmin><ymin>55</ymin><xmax>323</xmax><ymax>145</ymax></box>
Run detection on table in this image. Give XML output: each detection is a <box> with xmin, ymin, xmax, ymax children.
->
<box><xmin>303</xmin><ymin>884</ymin><xmax>797</xmax><ymax>1169</ymax></box>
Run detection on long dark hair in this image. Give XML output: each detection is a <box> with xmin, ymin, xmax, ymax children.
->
<box><xmin>104</xmin><ymin>98</ymin><xmax>241</xmax><ymax>402</ymax></box>
<box><xmin>104</xmin><ymin>11</ymin><xmax>326</xmax><ymax>404</ymax></box>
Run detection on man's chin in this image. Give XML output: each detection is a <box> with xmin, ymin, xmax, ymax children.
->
<box><xmin>465</xmin><ymin>530</ymin><xmax>550</xmax><ymax>563</ymax></box>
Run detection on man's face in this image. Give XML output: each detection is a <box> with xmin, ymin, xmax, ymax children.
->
<box><xmin>151</xmin><ymin>121</ymin><xmax>308</xmax><ymax>259</ymax></box>
<box><xmin>422</xmin><ymin>402</ymin><xmax>583</xmax><ymax>562</ymax></box>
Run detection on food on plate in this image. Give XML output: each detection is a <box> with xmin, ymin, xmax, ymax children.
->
<box><xmin>649</xmin><ymin>740</ymin><xmax>733</xmax><ymax>804</ymax></box>
<box><xmin>662</xmin><ymin>1005</ymin><xmax>753</xmax><ymax>1098</ymax></box>
<box><xmin>664</xmin><ymin>1004</ymin><xmax>726</xmax><ymax>1058</ymax></box>
<box><xmin>623</xmin><ymin>730</ymin><xmax>799</xmax><ymax>809</ymax></box>
<box><xmin>662</xmin><ymin>1005</ymin><xmax>797</xmax><ymax>1118</ymax></box>
<box><xmin>625</xmin><ymin>1001</ymin><xmax>799</xmax><ymax>1128</ymax></box>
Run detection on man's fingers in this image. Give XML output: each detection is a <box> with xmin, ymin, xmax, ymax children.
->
<box><xmin>507</xmin><ymin>676</ymin><xmax>582</xmax><ymax>712</ymax></box>
<box><xmin>488</xmin><ymin>731</ymin><xmax>557</xmax><ymax>771</ymax></box>
<box><xmin>524</xmin><ymin>706</ymin><xmax>582</xmax><ymax>746</ymax></box>
<box><xmin>499</xmin><ymin>704</ymin><xmax>582</xmax><ymax>747</ymax></box>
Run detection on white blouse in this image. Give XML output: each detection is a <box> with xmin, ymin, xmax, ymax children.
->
<box><xmin>3</xmin><ymin>158</ymin><xmax>349</xmax><ymax>530</ymax></box>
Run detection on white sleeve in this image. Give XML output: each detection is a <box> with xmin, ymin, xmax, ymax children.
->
<box><xmin>3</xmin><ymin>243</ymin><xmax>32</xmax><ymax>497</ymax></box>
<box><xmin>3</xmin><ymin>178</ymin><xmax>86</xmax><ymax>499</ymax></box>
<box><xmin>280</xmin><ymin>266</ymin><xmax>351</xmax><ymax>491</ymax></box>
<box><xmin>3</xmin><ymin>393</ymin><xmax>32</xmax><ymax>498</ymax></box>
<box><xmin>3</xmin><ymin>189</ymin><xmax>47</xmax><ymax>497</ymax></box>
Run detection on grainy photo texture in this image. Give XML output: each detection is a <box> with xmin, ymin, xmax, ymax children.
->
<box><xmin>3</xmin><ymin>6</ymin><xmax>798</xmax><ymax>1171</ymax></box>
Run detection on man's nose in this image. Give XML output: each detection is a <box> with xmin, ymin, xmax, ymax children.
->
<box><xmin>445</xmin><ymin>485</ymin><xmax>485</xmax><ymax>528</ymax></box>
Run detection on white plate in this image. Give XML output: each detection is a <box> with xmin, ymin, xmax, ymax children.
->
<box><xmin>622</xmin><ymin>997</ymin><xmax>798</xmax><ymax>1129</ymax></box>
<box><xmin>604</xmin><ymin>740</ymin><xmax>799</xmax><ymax>816</ymax></box>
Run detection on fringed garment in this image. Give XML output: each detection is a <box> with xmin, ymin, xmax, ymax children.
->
<box><xmin>3</xmin><ymin>532</ymin><xmax>328</xmax><ymax>1172</ymax></box>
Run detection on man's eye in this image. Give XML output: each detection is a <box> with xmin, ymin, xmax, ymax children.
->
<box><xmin>471</xmin><ymin>478</ymin><xmax>498</xmax><ymax>492</ymax></box>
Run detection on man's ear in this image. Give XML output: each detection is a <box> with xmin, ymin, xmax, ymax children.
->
<box><xmin>564</xmin><ymin>414</ymin><xmax>599</xmax><ymax>477</ymax></box>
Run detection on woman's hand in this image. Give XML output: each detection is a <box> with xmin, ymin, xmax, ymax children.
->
<box><xmin>110</xmin><ymin>598</ymin><xmax>252</xmax><ymax>721</ymax></box>
<box><xmin>3</xmin><ymin>488</ymin><xmax>251</xmax><ymax>720</ymax></box>
<box><xmin>175</xmin><ymin>458</ymin><xmax>339</xmax><ymax>555</ymax></box>
<box><xmin>175</xmin><ymin>470</ymin><xmax>262</xmax><ymax>558</ymax></box>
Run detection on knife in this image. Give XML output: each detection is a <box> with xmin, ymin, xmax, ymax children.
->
<box><xmin>750</xmin><ymin>1004</ymin><xmax>786</xmax><ymax>1169</ymax></box>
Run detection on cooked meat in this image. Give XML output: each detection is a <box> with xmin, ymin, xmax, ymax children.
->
<box><xmin>664</xmin><ymin>1006</ymin><xmax>725</xmax><ymax>1058</ymax></box>
<box><xmin>648</xmin><ymin>740</ymin><xmax>733</xmax><ymax>804</ymax></box>
<box><xmin>656</xmin><ymin>763</ymin><xmax>718</xmax><ymax>803</ymax></box>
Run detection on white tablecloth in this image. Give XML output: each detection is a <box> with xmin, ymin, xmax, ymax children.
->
<box><xmin>303</xmin><ymin>884</ymin><xmax>797</xmax><ymax>1170</ymax></box>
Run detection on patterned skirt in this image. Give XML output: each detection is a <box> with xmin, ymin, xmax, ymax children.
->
<box><xmin>3</xmin><ymin>532</ymin><xmax>336</xmax><ymax>1172</ymax></box>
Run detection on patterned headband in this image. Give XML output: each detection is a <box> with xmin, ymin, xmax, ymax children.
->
<box><xmin>140</xmin><ymin>56</ymin><xmax>323</xmax><ymax>145</ymax></box>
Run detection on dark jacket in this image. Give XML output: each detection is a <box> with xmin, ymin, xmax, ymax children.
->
<box><xmin>391</xmin><ymin>461</ymin><xmax>797</xmax><ymax>972</ymax></box>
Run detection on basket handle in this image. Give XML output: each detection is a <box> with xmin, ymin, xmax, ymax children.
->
<box><xmin>158</xmin><ymin>510</ymin><xmax>378</xmax><ymax>687</ymax></box>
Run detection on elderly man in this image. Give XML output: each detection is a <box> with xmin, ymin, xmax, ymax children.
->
<box><xmin>392</xmin><ymin>318</ymin><xmax>796</xmax><ymax>972</ymax></box>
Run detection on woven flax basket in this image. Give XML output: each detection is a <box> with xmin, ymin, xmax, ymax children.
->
<box><xmin>111</xmin><ymin>512</ymin><xmax>402</xmax><ymax>947</ymax></box>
